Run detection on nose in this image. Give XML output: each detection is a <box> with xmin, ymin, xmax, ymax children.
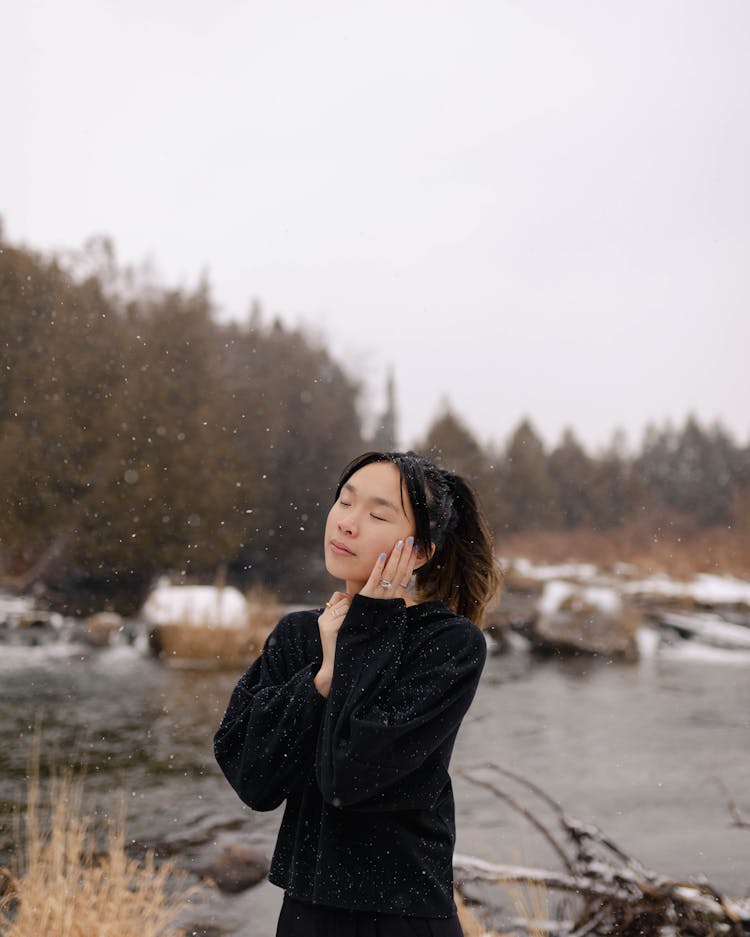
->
<box><xmin>337</xmin><ymin>512</ymin><xmax>357</xmax><ymax>536</ymax></box>
<box><xmin>338</xmin><ymin>518</ymin><xmax>354</xmax><ymax>535</ymax></box>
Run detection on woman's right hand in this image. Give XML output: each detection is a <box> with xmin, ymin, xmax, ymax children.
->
<box><xmin>315</xmin><ymin>591</ymin><xmax>351</xmax><ymax>697</ymax></box>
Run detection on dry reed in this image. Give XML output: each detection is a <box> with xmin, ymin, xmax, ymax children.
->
<box><xmin>501</xmin><ymin>514</ymin><xmax>750</xmax><ymax>581</ymax></box>
<box><xmin>0</xmin><ymin>737</ymin><xmax>192</xmax><ymax>937</ymax></box>
<box><xmin>502</xmin><ymin>879</ymin><xmax>552</xmax><ymax>937</ymax></box>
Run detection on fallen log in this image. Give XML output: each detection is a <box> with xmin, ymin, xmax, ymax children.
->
<box><xmin>453</xmin><ymin>763</ymin><xmax>750</xmax><ymax>936</ymax></box>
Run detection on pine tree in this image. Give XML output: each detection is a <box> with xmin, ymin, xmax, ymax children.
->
<box><xmin>548</xmin><ymin>428</ymin><xmax>595</xmax><ymax>528</ymax></box>
<box><xmin>370</xmin><ymin>369</ymin><xmax>398</xmax><ymax>451</ymax></box>
<box><xmin>500</xmin><ymin>419</ymin><xmax>561</xmax><ymax>530</ymax></box>
<box><xmin>419</xmin><ymin>402</ymin><xmax>487</xmax><ymax>483</ymax></box>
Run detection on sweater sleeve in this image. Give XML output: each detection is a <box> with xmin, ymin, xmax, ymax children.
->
<box><xmin>315</xmin><ymin>594</ymin><xmax>486</xmax><ymax>812</ymax></box>
<box><xmin>214</xmin><ymin>613</ymin><xmax>326</xmax><ymax>811</ymax></box>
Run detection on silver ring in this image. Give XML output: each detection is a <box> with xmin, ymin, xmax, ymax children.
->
<box><xmin>379</xmin><ymin>579</ymin><xmax>392</xmax><ymax>589</ymax></box>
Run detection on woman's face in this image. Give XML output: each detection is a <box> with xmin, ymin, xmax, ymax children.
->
<box><xmin>324</xmin><ymin>461</ymin><xmax>418</xmax><ymax>594</ymax></box>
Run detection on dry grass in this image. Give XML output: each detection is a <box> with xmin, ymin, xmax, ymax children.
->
<box><xmin>501</xmin><ymin>880</ymin><xmax>552</xmax><ymax>937</ymax></box>
<box><xmin>152</xmin><ymin>590</ymin><xmax>284</xmax><ymax>669</ymax></box>
<box><xmin>501</xmin><ymin>513</ymin><xmax>750</xmax><ymax>581</ymax></box>
<box><xmin>454</xmin><ymin>876</ymin><xmax>554</xmax><ymax>937</ymax></box>
<box><xmin>0</xmin><ymin>738</ymin><xmax>192</xmax><ymax>937</ymax></box>
<box><xmin>154</xmin><ymin>621</ymin><xmax>270</xmax><ymax>668</ymax></box>
<box><xmin>454</xmin><ymin>891</ymin><xmax>499</xmax><ymax>936</ymax></box>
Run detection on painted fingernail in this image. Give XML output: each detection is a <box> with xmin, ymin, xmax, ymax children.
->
<box><xmin>396</xmin><ymin>540</ymin><xmax>403</xmax><ymax>550</ymax></box>
<box><xmin>406</xmin><ymin>536</ymin><xmax>414</xmax><ymax>547</ymax></box>
<box><xmin>379</xmin><ymin>552</ymin><xmax>387</xmax><ymax>562</ymax></box>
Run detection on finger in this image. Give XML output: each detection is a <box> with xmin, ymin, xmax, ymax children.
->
<box><xmin>362</xmin><ymin>550</ymin><xmax>389</xmax><ymax>595</ymax></box>
<box><xmin>396</xmin><ymin>537</ymin><xmax>418</xmax><ymax>589</ymax></box>
<box><xmin>375</xmin><ymin>539</ymin><xmax>406</xmax><ymax>595</ymax></box>
<box><xmin>391</xmin><ymin>536</ymin><xmax>417</xmax><ymax>586</ymax></box>
<box><xmin>321</xmin><ymin>591</ymin><xmax>351</xmax><ymax>623</ymax></box>
<box><xmin>383</xmin><ymin>538</ymin><xmax>406</xmax><ymax>577</ymax></box>
<box><xmin>333</xmin><ymin>592</ymin><xmax>351</xmax><ymax>612</ymax></box>
<box><xmin>327</xmin><ymin>590</ymin><xmax>349</xmax><ymax>606</ymax></box>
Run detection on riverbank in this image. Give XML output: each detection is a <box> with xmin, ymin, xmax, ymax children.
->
<box><xmin>501</xmin><ymin>521</ymin><xmax>750</xmax><ymax>581</ymax></box>
<box><xmin>1</xmin><ymin>621</ymin><xmax>748</xmax><ymax>935</ymax></box>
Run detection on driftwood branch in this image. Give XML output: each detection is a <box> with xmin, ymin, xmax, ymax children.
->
<box><xmin>453</xmin><ymin>764</ymin><xmax>750</xmax><ymax>937</ymax></box>
<box><xmin>714</xmin><ymin>778</ymin><xmax>750</xmax><ymax>830</ymax></box>
<box><xmin>455</xmin><ymin>768</ymin><xmax>574</xmax><ymax>874</ymax></box>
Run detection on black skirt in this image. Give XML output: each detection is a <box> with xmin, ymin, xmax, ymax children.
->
<box><xmin>276</xmin><ymin>893</ymin><xmax>465</xmax><ymax>937</ymax></box>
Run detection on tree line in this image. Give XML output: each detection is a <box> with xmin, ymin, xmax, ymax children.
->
<box><xmin>1</xmin><ymin>231</ymin><xmax>748</xmax><ymax>612</ymax></box>
<box><xmin>419</xmin><ymin>409</ymin><xmax>750</xmax><ymax>536</ymax></box>
<box><xmin>1</xmin><ymin>234</ymin><xmax>364</xmax><ymax>612</ymax></box>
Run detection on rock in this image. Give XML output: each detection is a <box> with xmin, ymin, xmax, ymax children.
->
<box><xmin>81</xmin><ymin>611</ymin><xmax>123</xmax><ymax>646</ymax></box>
<box><xmin>198</xmin><ymin>842</ymin><xmax>270</xmax><ymax>894</ymax></box>
<box><xmin>530</xmin><ymin>580</ymin><xmax>640</xmax><ymax>660</ymax></box>
<box><xmin>491</xmin><ymin>589</ymin><xmax>539</xmax><ymax>629</ymax></box>
<box><xmin>17</xmin><ymin>610</ymin><xmax>59</xmax><ymax>629</ymax></box>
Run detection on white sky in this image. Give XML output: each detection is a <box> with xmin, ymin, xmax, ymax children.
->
<box><xmin>2</xmin><ymin>0</ymin><xmax>749</xmax><ymax>452</ymax></box>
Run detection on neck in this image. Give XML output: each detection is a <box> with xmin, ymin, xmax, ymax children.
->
<box><xmin>345</xmin><ymin>578</ymin><xmax>364</xmax><ymax>596</ymax></box>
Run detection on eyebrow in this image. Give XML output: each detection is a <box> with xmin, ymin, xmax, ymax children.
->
<box><xmin>343</xmin><ymin>482</ymin><xmax>400</xmax><ymax>514</ymax></box>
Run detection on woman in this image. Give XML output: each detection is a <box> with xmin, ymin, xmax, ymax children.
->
<box><xmin>214</xmin><ymin>450</ymin><xmax>501</xmax><ymax>936</ymax></box>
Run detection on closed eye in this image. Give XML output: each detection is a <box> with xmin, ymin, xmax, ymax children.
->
<box><xmin>370</xmin><ymin>514</ymin><xmax>387</xmax><ymax>522</ymax></box>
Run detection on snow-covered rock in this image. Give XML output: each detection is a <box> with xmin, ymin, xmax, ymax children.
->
<box><xmin>531</xmin><ymin>580</ymin><xmax>639</xmax><ymax>659</ymax></box>
<box><xmin>657</xmin><ymin>610</ymin><xmax>750</xmax><ymax>650</ymax></box>
<box><xmin>538</xmin><ymin>581</ymin><xmax>623</xmax><ymax>618</ymax></box>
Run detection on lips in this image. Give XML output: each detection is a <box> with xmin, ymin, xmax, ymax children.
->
<box><xmin>330</xmin><ymin>539</ymin><xmax>355</xmax><ymax>557</ymax></box>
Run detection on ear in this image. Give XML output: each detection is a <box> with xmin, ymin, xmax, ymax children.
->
<box><xmin>413</xmin><ymin>542</ymin><xmax>436</xmax><ymax>572</ymax></box>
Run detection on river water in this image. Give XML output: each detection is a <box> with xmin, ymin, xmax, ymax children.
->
<box><xmin>1</xmin><ymin>632</ymin><xmax>748</xmax><ymax>935</ymax></box>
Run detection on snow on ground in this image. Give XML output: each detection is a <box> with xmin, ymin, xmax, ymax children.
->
<box><xmin>0</xmin><ymin>590</ymin><xmax>64</xmax><ymax>628</ymax></box>
<box><xmin>622</xmin><ymin>573</ymin><xmax>750</xmax><ymax>606</ymax></box>
<box><xmin>506</xmin><ymin>559</ymin><xmax>750</xmax><ymax>608</ymax></box>
<box><xmin>507</xmin><ymin>558</ymin><xmax>599</xmax><ymax>581</ymax></box>
<box><xmin>0</xmin><ymin>590</ymin><xmax>35</xmax><ymax>618</ymax></box>
<box><xmin>141</xmin><ymin>579</ymin><xmax>248</xmax><ymax>629</ymax></box>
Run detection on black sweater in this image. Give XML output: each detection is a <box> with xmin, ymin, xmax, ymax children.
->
<box><xmin>213</xmin><ymin>593</ymin><xmax>487</xmax><ymax>918</ymax></box>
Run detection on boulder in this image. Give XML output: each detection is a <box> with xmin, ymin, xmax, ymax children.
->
<box><xmin>198</xmin><ymin>841</ymin><xmax>270</xmax><ymax>893</ymax></box>
<box><xmin>81</xmin><ymin>611</ymin><xmax>123</xmax><ymax>646</ymax></box>
<box><xmin>530</xmin><ymin>580</ymin><xmax>640</xmax><ymax>660</ymax></box>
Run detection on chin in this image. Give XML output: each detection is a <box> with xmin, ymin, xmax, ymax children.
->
<box><xmin>327</xmin><ymin>557</ymin><xmax>372</xmax><ymax>590</ymax></box>
<box><xmin>325</xmin><ymin>553</ymin><xmax>355</xmax><ymax>582</ymax></box>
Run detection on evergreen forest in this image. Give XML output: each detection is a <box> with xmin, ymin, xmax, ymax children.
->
<box><xmin>2</xmin><ymin>231</ymin><xmax>749</xmax><ymax>613</ymax></box>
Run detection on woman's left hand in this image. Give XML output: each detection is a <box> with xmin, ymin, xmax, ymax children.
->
<box><xmin>359</xmin><ymin>536</ymin><xmax>418</xmax><ymax>601</ymax></box>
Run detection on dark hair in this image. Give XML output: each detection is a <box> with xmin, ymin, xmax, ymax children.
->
<box><xmin>334</xmin><ymin>451</ymin><xmax>501</xmax><ymax>627</ymax></box>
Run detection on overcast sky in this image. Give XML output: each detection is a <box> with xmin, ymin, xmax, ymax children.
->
<box><xmin>2</xmin><ymin>1</ymin><xmax>749</xmax><ymax>452</ymax></box>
